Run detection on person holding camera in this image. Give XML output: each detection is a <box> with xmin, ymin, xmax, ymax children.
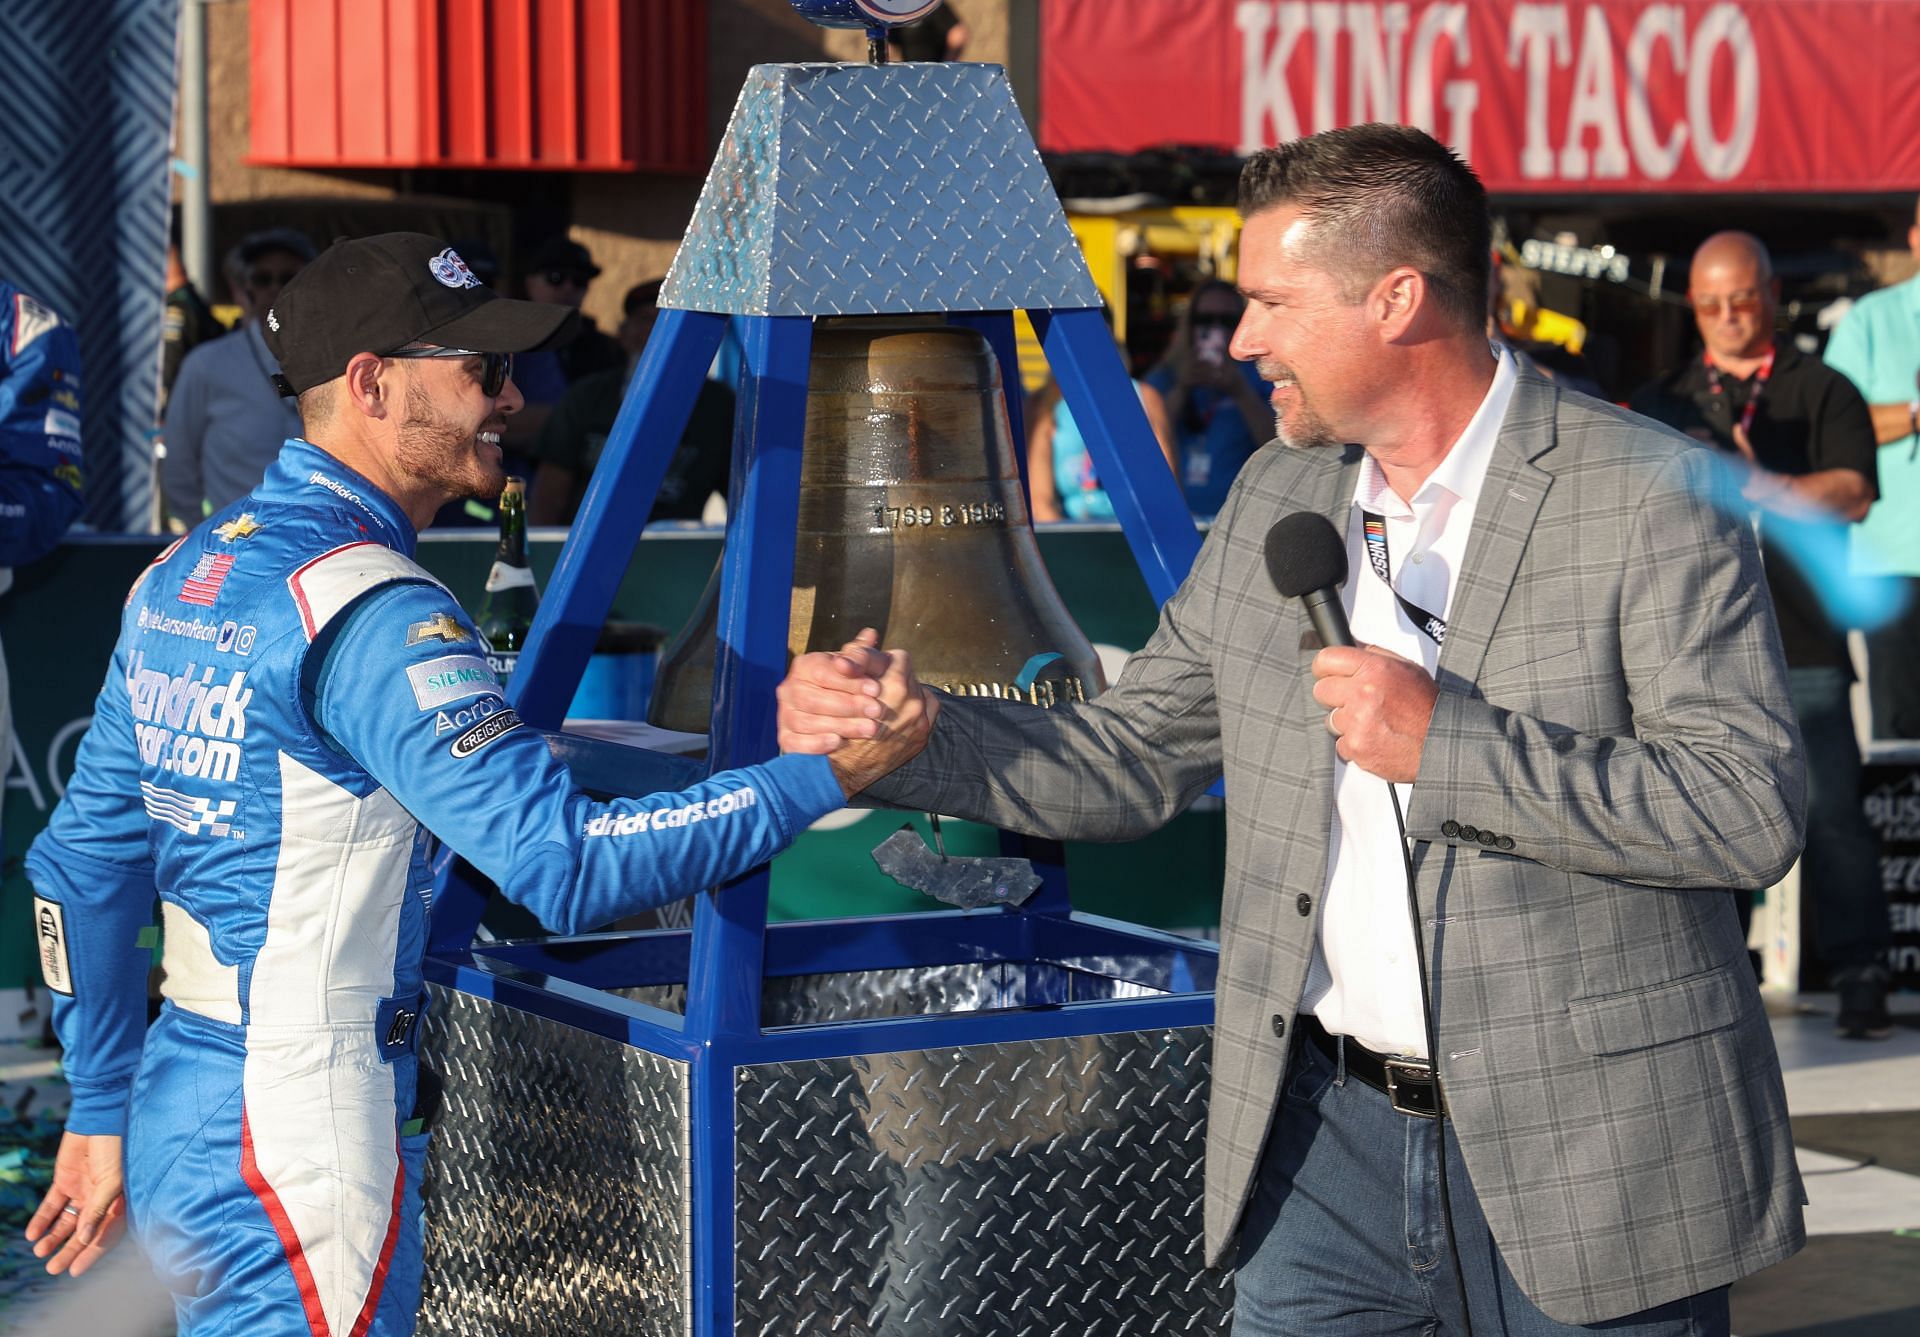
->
<box><xmin>1145</xmin><ymin>278</ymin><xmax>1274</xmax><ymax>517</ymax></box>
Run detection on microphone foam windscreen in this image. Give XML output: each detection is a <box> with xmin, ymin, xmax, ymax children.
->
<box><xmin>1264</xmin><ymin>511</ymin><xmax>1349</xmax><ymax>598</ymax></box>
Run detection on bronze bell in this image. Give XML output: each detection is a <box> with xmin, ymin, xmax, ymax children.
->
<box><xmin>649</xmin><ymin>322</ymin><xmax>1106</xmax><ymax>734</ymax></box>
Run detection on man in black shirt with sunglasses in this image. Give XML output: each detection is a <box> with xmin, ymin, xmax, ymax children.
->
<box><xmin>1632</xmin><ymin>230</ymin><xmax>1891</xmax><ymax>1037</ymax></box>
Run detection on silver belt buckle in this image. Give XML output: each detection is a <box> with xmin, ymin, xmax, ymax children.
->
<box><xmin>1382</xmin><ymin>1057</ymin><xmax>1442</xmax><ymax>1118</ymax></box>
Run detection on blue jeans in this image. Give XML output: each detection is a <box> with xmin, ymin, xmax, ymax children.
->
<box><xmin>1232</xmin><ymin>1036</ymin><xmax>1730</xmax><ymax>1336</ymax></box>
<box><xmin>1788</xmin><ymin>666</ymin><xmax>1892</xmax><ymax>971</ymax></box>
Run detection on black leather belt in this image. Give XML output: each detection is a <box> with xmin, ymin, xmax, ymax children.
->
<box><xmin>1303</xmin><ymin>1013</ymin><xmax>1446</xmax><ymax>1119</ymax></box>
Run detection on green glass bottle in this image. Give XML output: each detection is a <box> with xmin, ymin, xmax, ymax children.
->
<box><xmin>475</xmin><ymin>477</ymin><xmax>538</xmax><ymax>684</ymax></box>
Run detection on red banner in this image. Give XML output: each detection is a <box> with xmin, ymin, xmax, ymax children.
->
<box><xmin>1039</xmin><ymin>1</ymin><xmax>1920</xmax><ymax>193</ymax></box>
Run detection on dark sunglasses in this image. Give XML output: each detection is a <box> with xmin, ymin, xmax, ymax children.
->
<box><xmin>248</xmin><ymin>269</ymin><xmax>301</xmax><ymax>290</ymax></box>
<box><xmin>1192</xmin><ymin>312</ymin><xmax>1239</xmax><ymax>330</ymax></box>
<box><xmin>542</xmin><ymin>269</ymin><xmax>590</xmax><ymax>288</ymax></box>
<box><xmin>382</xmin><ymin>345</ymin><xmax>514</xmax><ymax>397</ymax></box>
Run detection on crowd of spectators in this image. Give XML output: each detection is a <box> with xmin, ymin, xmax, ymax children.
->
<box><xmin>30</xmin><ymin>196</ymin><xmax>1920</xmax><ymax>1032</ymax></box>
<box><xmin>524</xmin><ymin>279</ymin><xmax>734</xmax><ymax>528</ymax></box>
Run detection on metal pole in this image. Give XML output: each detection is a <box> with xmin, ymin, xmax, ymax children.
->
<box><xmin>1006</xmin><ymin>0</ymin><xmax>1041</xmax><ymax>128</ymax></box>
<box><xmin>180</xmin><ymin>0</ymin><xmax>213</xmax><ymax>297</ymax></box>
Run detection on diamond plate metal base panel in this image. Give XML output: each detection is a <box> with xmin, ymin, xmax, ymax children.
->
<box><xmin>735</xmin><ymin>1026</ymin><xmax>1232</xmax><ymax>1335</ymax></box>
<box><xmin>617</xmin><ymin>960</ymin><xmax>1170</xmax><ymax>1025</ymax></box>
<box><xmin>418</xmin><ymin>985</ymin><xmax>691</xmax><ymax>1337</ymax></box>
<box><xmin>663</xmin><ymin>62</ymin><xmax>1102</xmax><ymax>316</ymax></box>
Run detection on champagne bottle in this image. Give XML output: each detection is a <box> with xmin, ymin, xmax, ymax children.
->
<box><xmin>475</xmin><ymin>477</ymin><xmax>538</xmax><ymax>684</ymax></box>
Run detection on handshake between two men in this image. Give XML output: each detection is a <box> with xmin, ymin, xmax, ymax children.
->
<box><xmin>776</xmin><ymin>628</ymin><xmax>942</xmax><ymax>796</ymax></box>
<box><xmin>775</xmin><ymin>626</ymin><xmax>1442</xmax><ymax>794</ymax></box>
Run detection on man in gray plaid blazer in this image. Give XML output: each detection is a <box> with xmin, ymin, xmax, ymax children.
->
<box><xmin>780</xmin><ymin>125</ymin><xmax>1807</xmax><ymax>1335</ymax></box>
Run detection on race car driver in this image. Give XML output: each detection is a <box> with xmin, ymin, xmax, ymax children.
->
<box><xmin>21</xmin><ymin>234</ymin><xmax>851</xmax><ymax>1335</ymax></box>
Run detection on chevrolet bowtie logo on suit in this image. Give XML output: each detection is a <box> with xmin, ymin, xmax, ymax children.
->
<box><xmin>405</xmin><ymin>613</ymin><xmax>472</xmax><ymax>647</ymax></box>
<box><xmin>212</xmin><ymin>513</ymin><xmax>262</xmax><ymax>542</ymax></box>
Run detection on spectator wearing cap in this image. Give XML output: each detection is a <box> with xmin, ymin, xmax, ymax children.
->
<box><xmin>525</xmin><ymin>280</ymin><xmax>735</xmax><ymax>526</ymax></box>
<box><xmin>436</xmin><ymin>235</ymin><xmax>620</xmax><ymax>521</ymax></box>
<box><xmin>161</xmin><ymin>227</ymin><xmax>316</xmax><ymax>526</ymax></box>
<box><xmin>509</xmin><ymin>237</ymin><xmax>621</xmax><ymax>414</ymax></box>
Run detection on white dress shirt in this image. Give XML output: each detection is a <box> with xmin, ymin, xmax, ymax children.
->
<box><xmin>162</xmin><ymin>320</ymin><xmax>303</xmax><ymax>524</ymax></box>
<box><xmin>1301</xmin><ymin>344</ymin><xmax>1518</xmax><ymax>1057</ymax></box>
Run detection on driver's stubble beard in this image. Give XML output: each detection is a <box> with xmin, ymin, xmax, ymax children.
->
<box><xmin>395</xmin><ymin>375</ymin><xmax>505</xmax><ymax>503</ymax></box>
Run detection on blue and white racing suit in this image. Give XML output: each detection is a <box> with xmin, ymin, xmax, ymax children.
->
<box><xmin>0</xmin><ymin>281</ymin><xmax>85</xmax><ymax>815</ymax></box>
<box><xmin>28</xmin><ymin>438</ymin><xmax>844</xmax><ymax>1336</ymax></box>
<box><xmin>0</xmin><ymin>280</ymin><xmax>85</xmax><ymax>567</ymax></box>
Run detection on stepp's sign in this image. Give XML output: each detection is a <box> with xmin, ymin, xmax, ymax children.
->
<box><xmin>1039</xmin><ymin>1</ymin><xmax>1920</xmax><ymax>193</ymax></box>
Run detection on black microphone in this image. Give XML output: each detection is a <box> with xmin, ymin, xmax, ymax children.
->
<box><xmin>1264</xmin><ymin>511</ymin><xmax>1354</xmax><ymax>648</ymax></box>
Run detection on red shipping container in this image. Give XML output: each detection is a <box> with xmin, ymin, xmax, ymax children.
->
<box><xmin>249</xmin><ymin>0</ymin><xmax>707</xmax><ymax>173</ymax></box>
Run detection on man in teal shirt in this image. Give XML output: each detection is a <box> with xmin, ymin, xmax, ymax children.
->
<box><xmin>1826</xmin><ymin>195</ymin><xmax>1920</xmax><ymax>738</ymax></box>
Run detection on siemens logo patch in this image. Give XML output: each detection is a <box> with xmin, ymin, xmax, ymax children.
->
<box><xmin>449</xmin><ymin>708</ymin><xmax>523</xmax><ymax>758</ymax></box>
<box><xmin>127</xmin><ymin>653</ymin><xmax>252</xmax><ymax>783</ymax></box>
<box><xmin>584</xmin><ymin>787</ymin><xmax>758</xmax><ymax>837</ymax></box>
<box><xmin>406</xmin><ymin>654</ymin><xmax>498</xmax><ymax>711</ymax></box>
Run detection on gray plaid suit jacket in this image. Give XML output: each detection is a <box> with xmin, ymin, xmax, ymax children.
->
<box><xmin>866</xmin><ymin>362</ymin><xmax>1809</xmax><ymax>1324</ymax></box>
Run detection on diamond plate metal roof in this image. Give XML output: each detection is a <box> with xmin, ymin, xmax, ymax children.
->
<box><xmin>661</xmin><ymin>62</ymin><xmax>1102</xmax><ymax>317</ymax></box>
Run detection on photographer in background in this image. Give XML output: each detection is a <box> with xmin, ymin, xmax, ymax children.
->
<box><xmin>1144</xmin><ymin>279</ymin><xmax>1273</xmax><ymax>516</ymax></box>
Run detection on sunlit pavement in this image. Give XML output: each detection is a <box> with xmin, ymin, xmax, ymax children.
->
<box><xmin>1730</xmin><ymin>994</ymin><xmax>1920</xmax><ymax>1336</ymax></box>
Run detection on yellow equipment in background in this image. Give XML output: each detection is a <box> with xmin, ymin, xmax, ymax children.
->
<box><xmin>1015</xmin><ymin>205</ymin><xmax>1245</xmax><ymax>393</ymax></box>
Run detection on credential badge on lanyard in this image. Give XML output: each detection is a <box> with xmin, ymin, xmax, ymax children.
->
<box><xmin>1361</xmin><ymin>512</ymin><xmax>1446</xmax><ymax>646</ymax></box>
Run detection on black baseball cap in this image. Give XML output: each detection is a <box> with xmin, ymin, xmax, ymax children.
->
<box><xmin>264</xmin><ymin>232</ymin><xmax>579</xmax><ymax>395</ymax></box>
<box><xmin>527</xmin><ymin>235</ymin><xmax>602</xmax><ymax>278</ymax></box>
